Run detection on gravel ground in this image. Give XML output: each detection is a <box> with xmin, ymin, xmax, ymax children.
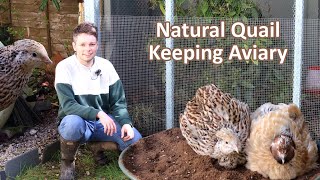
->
<box><xmin>0</xmin><ymin>109</ymin><xmax>59</xmax><ymax>169</ymax></box>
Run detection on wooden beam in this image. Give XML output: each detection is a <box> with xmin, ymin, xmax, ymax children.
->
<box><xmin>78</xmin><ymin>2</ymin><xmax>84</xmax><ymax>24</ymax></box>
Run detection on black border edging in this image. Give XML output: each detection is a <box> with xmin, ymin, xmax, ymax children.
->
<box><xmin>0</xmin><ymin>170</ymin><xmax>6</xmax><ymax>180</ymax></box>
<box><xmin>5</xmin><ymin>148</ymin><xmax>40</xmax><ymax>179</ymax></box>
<box><xmin>2</xmin><ymin>140</ymin><xmax>60</xmax><ymax>179</ymax></box>
<box><xmin>42</xmin><ymin>140</ymin><xmax>60</xmax><ymax>164</ymax></box>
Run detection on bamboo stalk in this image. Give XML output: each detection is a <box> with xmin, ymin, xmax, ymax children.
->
<box><xmin>45</xmin><ymin>0</ymin><xmax>52</xmax><ymax>57</ymax></box>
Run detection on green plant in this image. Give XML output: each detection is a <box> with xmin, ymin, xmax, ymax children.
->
<box><xmin>149</xmin><ymin>0</ymin><xmax>292</xmax><ymax>112</ymax></box>
<box><xmin>0</xmin><ymin>25</ymin><xmax>13</xmax><ymax>45</ymax></box>
<box><xmin>6</xmin><ymin>26</ymin><xmax>26</xmax><ymax>39</ymax></box>
<box><xmin>150</xmin><ymin>0</ymin><xmax>261</xmax><ymax>18</ymax></box>
<box><xmin>39</xmin><ymin>0</ymin><xmax>60</xmax><ymax>11</ymax></box>
<box><xmin>0</xmin><ymin>0</ymin><xmax>20</xmax><ymax>45</ymax></box>
<box><xmin>24</xmin><ymin>65</ymin><xmax>58</xmax><ymax>105</ymax></box>
<box><xmin>128</xmin><ymin>103</ymin><xmax>164</xmax><ymax>136</ymax></box>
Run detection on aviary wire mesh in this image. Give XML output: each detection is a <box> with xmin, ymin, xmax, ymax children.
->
<box><xmin>98</xmin><ymin>16</ymin><xmax>320</xmax><ymax>139</ymax></box>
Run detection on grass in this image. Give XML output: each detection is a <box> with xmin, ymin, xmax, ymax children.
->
<box><xmin>15</xmin><ymin>146</ymin><xmax>129</xmax><ymax>180</ymax></box>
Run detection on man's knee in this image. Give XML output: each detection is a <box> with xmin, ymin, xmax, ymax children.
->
<box><xmin>58</xmin><ymin>115</ymin><xmax>86</xmax><ymax>141</ymax></box>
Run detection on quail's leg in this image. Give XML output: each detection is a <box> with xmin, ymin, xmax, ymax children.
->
<box><xmin>237</xmin><ymin>152</ymin><xmax>247</xmax><ymax>165</ymax></box>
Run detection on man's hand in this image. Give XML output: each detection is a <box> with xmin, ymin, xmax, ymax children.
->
<box><xmin>97</xmin><ymin>111</ymin><xmax>117</xmax><ymax>136</ymax></box>
<box><xmin>121</xmin><ymin>124</ymin><xmax>134</xmax><ymax>141</ymax></box>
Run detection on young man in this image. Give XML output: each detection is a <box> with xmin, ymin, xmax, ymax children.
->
<box><xmin>55</xmin><ymin>22</ymin><xmax>142</xmax><ymax>179</ymax></box>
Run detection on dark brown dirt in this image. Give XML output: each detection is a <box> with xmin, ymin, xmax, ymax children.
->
<box><xmin>123</xmin><ymin>128</ymin><xmax>320</xmax><ymax>180</ymax></box>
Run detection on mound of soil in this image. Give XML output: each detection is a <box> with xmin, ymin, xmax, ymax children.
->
<box><xmin>122</xmin><ymin>128</ymin><xmax>320</xmax><ymax>180</ymax></box>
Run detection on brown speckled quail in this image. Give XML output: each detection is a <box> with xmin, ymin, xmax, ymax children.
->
<box><xmin>179</xmin><ymin>84</ymin><xmax>251</xmax><ymax>169</ymax></box>
<box><xmin>245</xmin><ymin>103</ymin><xmax>318</xmax><ymax>179</ymax></box>
<box><xmin>0</xmin><ymin>39</ymin><xmax>51</xmax><ymax>111</ymax></box>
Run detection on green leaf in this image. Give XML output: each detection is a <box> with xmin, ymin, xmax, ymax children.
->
<box><xmin>251</xmin><ymin>8</ymin><xmax>260</xmax><ymax>18</ymax></box>
<box><xmin>241</xmin><ymin>3</ymin><xmax>252</xmax><ymax>10</ymax></box>
<box><xmin>244</xmin><ymin>43</ymin><xmax>249</xmax><ymax>50</ymax></box>
<box><xmin>176</xmin><ymin>0</ymin><xmax>186</xmax><ymax>6</ymax></box>
<box><xmin>23</xmin><ymin>86</ymin><xmax>34</xmax><ymax>96</ymax></box>
<box><xmin>39</xmin><ymin>0</ymin><xmax>48</xmax><ymax>11</ymax></box>
<box><xmin>224</xmin><ymin>60</ymin><xmax>233</xmax><ymax>64</ymax></box>
<box><xmin>252</xmin><ymin>59</ymin><xmax>259</xmax><ymax>65</ymax></box>
<box><xmin>200</xmin><ymin>1</ymin><xmax>208</xmax><ymax>16</ymax></box>
<box><xmin>264</xmin><ymin>39</ymin><xmax>273</xmax><ymax>46</ymax></box>
<box><xmin>52</xmin><ymin>0</ymin><xmax>60</xmax><ymax>11</ymax></box>
<box><xmin>241</xmin><ymin>15</ymin><xmax>248</xmax><ymax>22</ymax></box>
<box><xmin>159</xmin><ymin>3</ymin><xmax>165</xmax><ymax>15</ymax></box>
<box><xmin>228</xmin><ymin>11</ymin><xmax>236</xmax><ymax>17</ymax></box>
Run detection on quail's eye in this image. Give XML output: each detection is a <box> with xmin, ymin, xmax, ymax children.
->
<box><xmin>32</xmin><ymin>52</ymin><xmax>37</xmax><ymax>57</ymax></box>
<box><xmin>225</xmin><ymin>142</ymin><xmax>228</xmax><ymax>144</ymax></box>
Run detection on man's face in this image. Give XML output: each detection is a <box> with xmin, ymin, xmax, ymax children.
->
<box><xmin>72</xmin><ymin>33</ymin><xmax>98</xmax><ymax>64</ymax></box>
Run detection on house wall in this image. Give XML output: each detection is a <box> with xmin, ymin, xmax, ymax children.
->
<box><xmin>0</xmin><ymin>0</ymin><xmax>79</xmax><ymax>59</ymax></box>
<box><xmin>47</xmin><ymin>0</ymin><xmax>79</xmax><ymax>58</ymax></box>
<box><xmin>0</xmin><ymin>0</ymin><xmax>10</xmax><ymax>24</ymax></box>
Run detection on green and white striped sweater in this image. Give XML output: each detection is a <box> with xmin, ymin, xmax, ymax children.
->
<box><xmin>54</xmin><ymin>55</ymin><xmax>131</xmax><ymax>126</ymax></box>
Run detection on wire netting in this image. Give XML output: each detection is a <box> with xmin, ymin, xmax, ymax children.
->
<box><xmin>97</xmin><ymin>16</ymin><xmax>320</xmax><ymax>139</ymax></box>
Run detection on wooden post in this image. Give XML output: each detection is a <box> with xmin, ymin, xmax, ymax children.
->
<box><xmin>79</xmin><ymin>2</ymin><xmax>84</xmax><ymax>24</ymax></box>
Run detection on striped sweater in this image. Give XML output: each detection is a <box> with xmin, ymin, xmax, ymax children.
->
<box><xmin>54</xmin><ymin>55</ymin><xmax>131</xmax><ymax>126</ymax></box>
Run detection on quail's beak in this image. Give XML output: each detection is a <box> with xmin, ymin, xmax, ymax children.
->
<box><xmin>234</xmin><ymin>146</ymin><xmax>239</xmax><ymax>153</ymax></box>
<box><xmin>44</xmin><ymin>56</ymin><xmax>52</xmax><ymax>64</ymax></box>
<box><xmin>279</xmin><ymin>153</ymin><xmax>285</xmax><ymax>164</ymax></box>
<box><xmin>36</xmin><ymin>56</ymin><xmax>52</xmax><ymax>69</ymax></box>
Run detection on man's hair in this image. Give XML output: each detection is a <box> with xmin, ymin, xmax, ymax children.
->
<box><xmin>73</xmin><ymin>22</ymin><xmax>98</xmax><ymax>42</ymax></box>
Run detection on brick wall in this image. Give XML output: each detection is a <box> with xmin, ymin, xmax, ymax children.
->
<box><xmin>0</xmin><ymin>0</ymin><xmax>79</xmax><ymax>59</ymax></box>
<box><xmin>0</xmin><ymin>0</ymin><xmax>10</xmax><ymax>24</ymax></box>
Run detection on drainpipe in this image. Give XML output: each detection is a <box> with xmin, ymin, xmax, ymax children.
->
<box><xmin>165</xmin><ymin>0</ymin><xmax>174</xmax><ymax>129</ymax></box>
<box><xmin>293</xmin><ymin>0</ymin><xmax>304</xmax><ymax>107</ymax></box>
<box><xmin>84</xmin><ymin>0</ymin><xmax>101</xmax><ymax>56</ymax></box>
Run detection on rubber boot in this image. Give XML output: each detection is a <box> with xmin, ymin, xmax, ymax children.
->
<box><xmin>87</xmin><ymin>141</ymin><xmax>118</xmax><ymax>166</ymax></box>
<box><xmin>60</xmin><ymin>137</ymin><xmax>80</xmax><ymax>180</ymax></box>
